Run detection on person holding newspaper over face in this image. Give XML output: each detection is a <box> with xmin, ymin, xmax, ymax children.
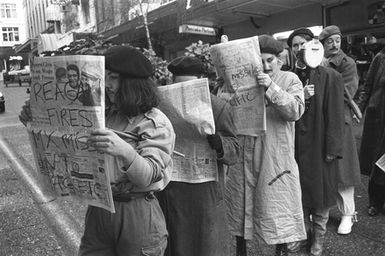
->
<box><xmin>287</xmin><ymin>28</ymin><xmax>345</xmax><ymax>256</ymax></box>
<box><xmin>19</xmin><ymin>46</ymin><xmax>176</xmax><ymax>256</ymax></box>
<box><xmin>156</xmin><ymin>56</ymin><xmax>239</xmax><ymax>256</ymax></box>
<box><xmin>221</xmin><ymin>35</ymin><xmax>306</xmax><ymax>256</ymax></box>
<box><xmin>319</xmin><ymin>25</ymin><xmax>361</xmax><ymax>235</ymax></box>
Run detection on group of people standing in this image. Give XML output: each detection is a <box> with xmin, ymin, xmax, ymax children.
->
<box><xmin>19</xmin><ymin>24</ymin><xmax>384</xmax><ymax>256</ymax></box>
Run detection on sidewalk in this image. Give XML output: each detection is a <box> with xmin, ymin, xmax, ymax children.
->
<box><xmin>0</xmin><ymin>125</ymin><xmax>86</xmax><ymax>256</ymax></box>
<box><xmin>234</xmin><ymin>175</ymin><xmax>385</xmax><ymax>256</ymax></box>
<box><xmin>1</xmin><ymin>122</ymin><xmax>385</xmax><ymax>256</ymax></box>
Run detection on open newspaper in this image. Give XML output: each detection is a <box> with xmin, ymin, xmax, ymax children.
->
<box><xmin>210</xmin><ymin>35</ymin><xmax>266</xmax><ymax>136</ymax></box>
<box><xmin>158</xmin><ymin>78</ymin><xmax>218</xmax><ymax>183</ymax></box>
<box><xmin>27</xmin><ymin>55</ymin><xmax>114</xmax><ymax>213</ymax></box>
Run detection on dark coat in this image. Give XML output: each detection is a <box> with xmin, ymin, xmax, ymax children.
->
<box><xmin>295</xmin><ymin>66</ymin><xmax>345</xmax><ymax>209</ymax></box>
<box><xmin>157</xmin><ymin>94</ymin><xmax>239</xmax><ymax>256</ymax></box>
<box><xmin>324</xmin><ymin>50</ymin><xmax>361</xmax><ymax>186</ymax></box>
<box><xmin>355</xmin><ymin>48</ymin><xmax>385</xmax><ymax>184</ymax></box>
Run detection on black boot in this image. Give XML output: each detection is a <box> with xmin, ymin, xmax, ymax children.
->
<box><xmin>310</xmin><ymin>230</ymin><xmax>325</xmax><ymax>256</ymax></box>
<box><xmin>236</xmin><ymin>236</ymin><xmax>247</xmax><ymax>256</ymax></box>
<box><xmin>275</xmin><ymin>243</ymin><xmax>288</xmax><ymax>256</ymax></box>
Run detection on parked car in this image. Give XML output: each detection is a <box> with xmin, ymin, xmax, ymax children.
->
<box><xmin>4</xmin><ymin>65</ymin><xmax>31</xmax><ymax>87</ymax></box>
<box><xmin>0</xmin><ymin>91</ymin><xmax>5</xmax><ymax>113</ymax></box>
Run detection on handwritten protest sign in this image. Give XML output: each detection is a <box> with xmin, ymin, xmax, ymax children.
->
<box><xmin>28</xmin><ymin>55</ymin><xmax>115</xmax><ymax>212</ymax></box>
<box><xmin>210</xmin><ymin>35</ymin><xmax>266</xmax><ymax>136</ymax></box>
<box><xmin>158</xmin><ymin>78</ymin><xmax>218</xmax><ymax>183</ymax></box>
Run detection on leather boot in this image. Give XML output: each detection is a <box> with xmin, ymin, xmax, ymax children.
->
<box><xmin>236</xmin><ymin>236</ymin><xmax>247</xmax><ymax>256</ymax></box>
<box><xmin>310</xmin><ymin>229</ymin><xmax>325</xmax><ymax>256</ymax></box>
<box><xmin>310</xmin><ymin>208</ymin><xmax>329</xmax><ymax>256</ymax></box>
<box><xmin>286</xmin><ymin>231</ymin><xmax>311</xmax><ymax>253</ymax></box>
<box><xmin>274</xmin><ymin>243</ymin><xmax>288</xmax><ymax>256</ymax></box>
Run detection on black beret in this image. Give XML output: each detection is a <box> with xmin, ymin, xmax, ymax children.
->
<box><xmin>319</xmin><ymin>25</ymin><xmax>342</xmax><ymax>43</ymax></box>
<box><xmin>104</xmin><ymin>46</ymin><xmax>153</xmax><ymax>78</ymax></box>
<box><xmin>287</xmin><ymin>28</ymin><xmax>314</xmax><ymax>47</ymax></box>
<box><xmin>258</xmin><ymin>34</ymin><xmax>284</xmax><ymax>55</ymax></box>
<box><xmin>167</xmin><ymin>56</ymin><xmax>205</xmax><ymax>76</ymax></box>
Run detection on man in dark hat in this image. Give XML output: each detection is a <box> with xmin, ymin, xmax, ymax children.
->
<box><xmin>223</xmin><ymin>35</ymin><xmax>306</xmax><ymax>256</ymax></box>
<box><xmin>157</xmin><ymin>55</ymin><xmax>239</xmax><ymax>256</ymax></box>
<box><xmin>287</xmin><ymin>28</ymin><xmax>345</xmax><ymax>256</ymax></box>
<box><xmin>319</xmin><ymin>25</ymin><xmax>361</xmax><ymax>235</ymax></box>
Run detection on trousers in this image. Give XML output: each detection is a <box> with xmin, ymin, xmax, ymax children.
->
<box><xmin>336</xmin><ymin>185</ymin><xmax>355</xmax><ymax>215</ymax></box>
<box><xmin>303</xmin><ymin>207</ymin><xmax>330</xmax><ymax>235</ymax></box>
<box><xmin>78</xmin><ymin>197</ymin><xmax>167</xmax><ymax>256</ymax></box>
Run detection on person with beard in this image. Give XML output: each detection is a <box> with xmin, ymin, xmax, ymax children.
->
<box><xmin>223</xmin><ymin>35</ymin><xmax>306</xmax><ymax>256</ymax></box>
<box><xmin>319</xmin><ymin>25</ymin><xmax>361</xmax><ymax>235</ymax></box>
<box><xmin>287</xmin><ymin>28</ymin><xmax>345</xmax><ymax>256</ymax></box>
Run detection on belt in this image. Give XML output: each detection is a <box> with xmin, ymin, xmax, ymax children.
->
<box><xmin>113</xmin><ymin>191</ymin><xmax>155</xmax><ymax>202</ymax></box>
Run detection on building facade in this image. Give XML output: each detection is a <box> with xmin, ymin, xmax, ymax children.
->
<box><xmin>0</xmin><ymin>0</ymin><xmax>27</xmax><ymax>70</ymax></box>
<box><xmin>95</xmin><ymin>0</ymin><xmax>385</xmax><ymax>62</ymax></box>
<box><xmin>16</xmin><ymin>0</ymin><xmax>97</xmax><ymax>58</ymax></box>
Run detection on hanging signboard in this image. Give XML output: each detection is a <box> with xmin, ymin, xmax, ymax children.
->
<box><xmin>179</xmin><ymin>24</ymin><xmax>216</xmax><ymax>36</ymax></box>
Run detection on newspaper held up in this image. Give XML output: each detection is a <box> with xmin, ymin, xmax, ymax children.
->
<box><xmin>28</xmin><ymin>55</ymin><xmax>115</xmax><ymax>213</ymax></box>
<box><xmin>158</xmin><ymin>78</ymin><xmax>218</xmax><ymax>183</ymax></box>
<box><xmin>210</xmin><ymin>35</ymin><xmax>266</xmax><ymax>136</ymax></box>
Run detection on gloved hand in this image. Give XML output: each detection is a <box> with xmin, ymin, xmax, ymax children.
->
<box><xmin>207</xmin><ymin>133</ymin><xmax>223</xmax><ymax>153</ymax></box>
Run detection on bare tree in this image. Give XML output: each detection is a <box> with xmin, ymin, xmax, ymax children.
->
<box><xmin>130</xmin><ymin>0</ymin><xmax>162</xmax><ymax>51</ymax></box>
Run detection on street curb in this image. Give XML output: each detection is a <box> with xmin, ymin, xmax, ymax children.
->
<box><xmin>0</xmin><ymin>134</ymin><xmax>82</xmax><ymax>256</ymax></box>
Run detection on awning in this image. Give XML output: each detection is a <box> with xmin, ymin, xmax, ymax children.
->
<box><xmin>14</xmin><ymin>38</ymin><xmax>38</xmax><ymax>54</ymax></box>
<box><xmin>37</xmin><ymin>33</ymin><xmax>75</xmax><ymax>54</ymax></box>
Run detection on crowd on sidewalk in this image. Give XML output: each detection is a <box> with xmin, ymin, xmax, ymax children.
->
<box><xmin>18</xmin><ymin>24</ymin><xmax>385</xmax><ymax>256</ymax></box>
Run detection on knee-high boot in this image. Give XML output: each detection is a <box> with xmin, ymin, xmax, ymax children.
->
<box><xmin>310</xmin><ymin>208</ymin><xmax>330</xmax><ymax>256</ymax></box>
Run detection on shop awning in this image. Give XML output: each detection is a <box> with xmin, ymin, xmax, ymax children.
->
<box><xmin>14</xmin><ymin>38</ymin><xmax>38</xmax><ymax>54</ymax></box>
<box><xmin>37</xmin><ymin>33</ymin><xmax>75</xmax><ymax>54</ymax></box>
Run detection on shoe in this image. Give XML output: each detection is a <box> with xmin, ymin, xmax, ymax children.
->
<box><xmin>368</xmin><ymin>206</ymin><xmax>378</xmax><ymax>216</ymax></box>
<box><xmin>286</xmin><ymin>239</ymin><xmax>309</xmax><ymax>253</ymax></box>
<box><xmin>337</xmin><ymin>215</ymin><xmax>355</xmax><ymax>235</ymax></box>
<box><xmin>275</xmin><ymin>244</ymin><xmax>288</xmax><ymax>256</ymax></box>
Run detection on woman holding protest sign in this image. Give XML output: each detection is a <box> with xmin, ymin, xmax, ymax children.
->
<box><xmin>20</xmin><ymin>45</ymin><xmax>175</xmax><ymax>256</ymax></box>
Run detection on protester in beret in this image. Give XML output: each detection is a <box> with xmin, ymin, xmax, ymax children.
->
<box><xmin>355</xmin><ymin>47</ymin><xmax>385</xmax><ymax>217</ymax></box>
<box><xmin>287</xmin><ymin>28</ymin><xmax>345</xmax><ymax>256</ymax></box>
<box><xmin>20</xmin><ymin>45</ymin><xmax>176</xmax><ymax>256</ymax></box>
<box><xmin>156</xmin><ymin>56</ymin><xmax>239</xmax><ymax>256</ymax></box>
<box><xmin>319</xmin><ymin>25</ymin><xmax>361</xmax><ymax>235</ymax></box>
<box><xmin>221</xmin><ymin>35</ymin><xmax>306</xmax><ymax>256</ymax></box>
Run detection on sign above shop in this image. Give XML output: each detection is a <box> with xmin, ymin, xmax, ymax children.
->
<box><xmin>179</xmin><ymin>24</ymin><xmax>216</xmax><ymax>36</ymax></box>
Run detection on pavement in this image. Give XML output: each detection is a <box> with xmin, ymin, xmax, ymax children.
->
<box><xmin>1</xmin><ymin>81</ymin><xmax>385</xmax><ymax>256</ymax></box>
<box><xmin>0</xmin><ymin>82</ymin><xmax>86</xmax><ymax>256</ymax></box>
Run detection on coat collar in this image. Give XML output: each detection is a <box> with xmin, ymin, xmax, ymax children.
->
<box><xmin>327</xmin><ymin>50</ymin><xmax>347</xmax><ymax>68</ymax></box>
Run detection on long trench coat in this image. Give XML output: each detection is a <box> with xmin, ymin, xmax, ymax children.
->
<box><xmin>356</xmin><ymin>48</ymin><xmax>385</xmax><ymax>185</ymax></box>
<box><xmin>225</xmin><ymin>71</ymin><xmax>306</xmax><ymax>245</ymax></box>
<box><xmin>323</xmin><ymin>50</ymin><xmax>361</xmax><ymax>186</ymax></box>
<box><xmin>295</xmin><ymin>66</ymin><xmax>345</xmax><ymax>209</ymax></box>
